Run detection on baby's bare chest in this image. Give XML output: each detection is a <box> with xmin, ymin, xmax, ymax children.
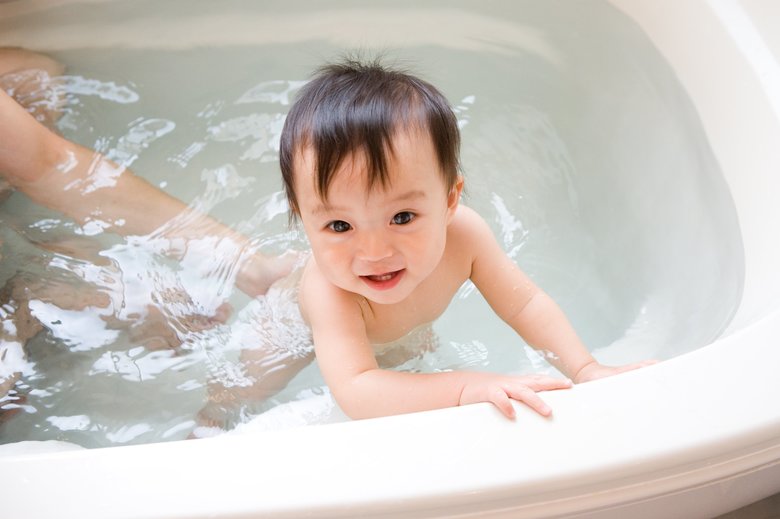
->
<box><xmin>363</xmin><ymin>272</ymin><xmax>467</xmax><ymax>344</ymax></box>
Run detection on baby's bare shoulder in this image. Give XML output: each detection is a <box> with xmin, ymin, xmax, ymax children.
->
<box><xmin>448</xmin><ymin>205</ymin><xmax>494</xmax><ymax>246</ymax></box>
<box><xmin>440</xmin><ymin>205</ymin><xmax>496</xmax><ymax>277</ymax></box>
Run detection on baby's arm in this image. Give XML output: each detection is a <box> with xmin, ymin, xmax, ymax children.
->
<box><xmin>464</xmin><ymin>207</ymin><xmax>655</xmax><ymax>382</ymax></box>
<box><xmin>303</xmin><ymin>261</ymin><xmax>570</xmax><ymax>420</ymax></box>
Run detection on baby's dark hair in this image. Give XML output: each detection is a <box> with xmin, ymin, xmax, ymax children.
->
<box><xmin>279</xmin><ymin>57</ymin><xmax>461</xmax><ymax>215</ymax></box>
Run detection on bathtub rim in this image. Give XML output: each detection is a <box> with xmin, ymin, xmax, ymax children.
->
<box><xmin>1</xmin><ymin>307</ymin><xmax>779</xmax><ymax>518</ymax></box>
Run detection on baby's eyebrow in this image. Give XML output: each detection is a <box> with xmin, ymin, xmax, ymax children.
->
<box><xmin>392</xmin><ymin>189</ymin><xmax>427</xmax><ymax>203</ymax></box>
<box><xmin>310</xmin><ymin>203</ymin><xmax>338</xmax><ymax>216</ymax></box>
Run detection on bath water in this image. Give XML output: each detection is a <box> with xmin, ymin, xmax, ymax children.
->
<box><xmin>0</xmin><ymin>0</ymin><xmax>742</xmax><ymax>447</ymax></box>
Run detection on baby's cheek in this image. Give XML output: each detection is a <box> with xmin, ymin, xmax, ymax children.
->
<box><xmin>313</xmin><ymin>249</ymin><xmax>348</xmax><ymax>282</ymax></box>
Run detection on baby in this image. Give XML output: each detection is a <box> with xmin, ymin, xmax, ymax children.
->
<box><xmin>215</xmin><ymin>58</ymin><xmax>654</xmax><ymax>423</ymax></box>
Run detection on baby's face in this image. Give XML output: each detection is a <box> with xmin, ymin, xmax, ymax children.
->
<box><xmin>294</xmin><ymin>130</ymin><xmax>461</xmax><ymax>305</ymax></box>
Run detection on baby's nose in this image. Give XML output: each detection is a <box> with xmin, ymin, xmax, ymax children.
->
<box><xmin>357</xmin><ymin>231</ymin><xmax>393</xmax><ymax>261</ymax></box>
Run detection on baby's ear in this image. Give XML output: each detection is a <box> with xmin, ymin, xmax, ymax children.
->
<box><xmin>447</xmin><ymin>176</ymin><xmax>464</xmax><ymax>209</ymax></box>
<box><xmin>446</xmin><ymin>176</ymin><xmax>464</xmax><ymax>223</ymax></box>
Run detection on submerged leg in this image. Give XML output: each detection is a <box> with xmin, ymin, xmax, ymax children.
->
<box><xmin>191</xmin><ymin>288</ymin><xmax>316</xmax><ymax>437</ymax></box>
<box><xmin>1</xmin><ymin>47</ymin><xmax>297</xmax><ymax>300</ymax></box>
<box><xmin>0</xmin><ymin>276</ymin><xmax>43</xmax><ymax>418</ymax></box>
<box><xmin>0</xmin><ymin>47</ymin><xmax>64</xmax><ymax>77</ymax></box>
<box><xmin>192</xmin><ymin>346</ymin><xmax>315</xmax><ymax>438</ymax></box>
<box><xmin>0</xmin><ymin>47</ymin><xmax>66</xmax><ymax>228</ymax></box>
<box><xmin>0</xmin><ymin>47</ymin><xmax>66</xmax><ymax>129</ymax></box>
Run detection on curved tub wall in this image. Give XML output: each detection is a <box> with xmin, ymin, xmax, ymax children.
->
<box><xmin>615</xmin><ymin>0</ymin><xmax>780</xmax><ymax>334</ymax></box>
<box><xmin>2</xmin><ymin>1</ymin><xmax>780</xmax><ymax>518</ymax></box>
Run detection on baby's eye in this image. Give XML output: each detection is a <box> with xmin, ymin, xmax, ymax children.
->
<box><xmin>392</xmin><ymin>211</ymin><xmax>415</xmax><ymax>225</ymax></box>
<box><xmin>327</xmin><ymin>220</ymin><xmax>352</xmax><ymax>233</ymax></box>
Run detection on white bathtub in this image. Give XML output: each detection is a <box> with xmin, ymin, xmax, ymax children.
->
<box><xmin>2</xmin><ymin>0</ymin><xmax>780</xmax><ymax>517</ymax></box>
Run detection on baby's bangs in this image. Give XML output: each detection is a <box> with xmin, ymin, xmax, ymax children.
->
<box><xmin>308</xmin><ymin>88</ymin><xmax>427</xmax><ymax>200</ymax></box>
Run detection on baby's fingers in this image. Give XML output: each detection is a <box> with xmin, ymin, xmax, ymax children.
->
<box><xmin>506</xmin><ymin>384</ymin><xmax>553</xmax><ymax>417</ymax></box>
<box><xmin>488</xmin><ymin>388</ymin><xmax>517</xmax><ymax>419</ymax></box>
<box><xmin>519</xmin><ymin>375</ymin><xmax>573</xmax><ymax>392</ymax></box>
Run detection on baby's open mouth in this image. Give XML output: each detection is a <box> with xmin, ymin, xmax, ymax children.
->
<box><xmin>365</xmin><ymin>272</ymin><xmax>397</xmax><ymax>282</ymax></box>
<box><xmin>360</xmin><ymin>269</ymin><xmax>405</xmax><ymax>290</ymax></box>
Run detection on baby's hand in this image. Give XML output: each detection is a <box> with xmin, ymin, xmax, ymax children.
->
<box><xmin>458</xmin><ymin>373</ymin><xmax>572</xmax><ymax>419</ymax></box>
<box><xmin>573</xmin><ymin>359</ymin><xmax>658</xmax><ymax>384</ymax></box>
